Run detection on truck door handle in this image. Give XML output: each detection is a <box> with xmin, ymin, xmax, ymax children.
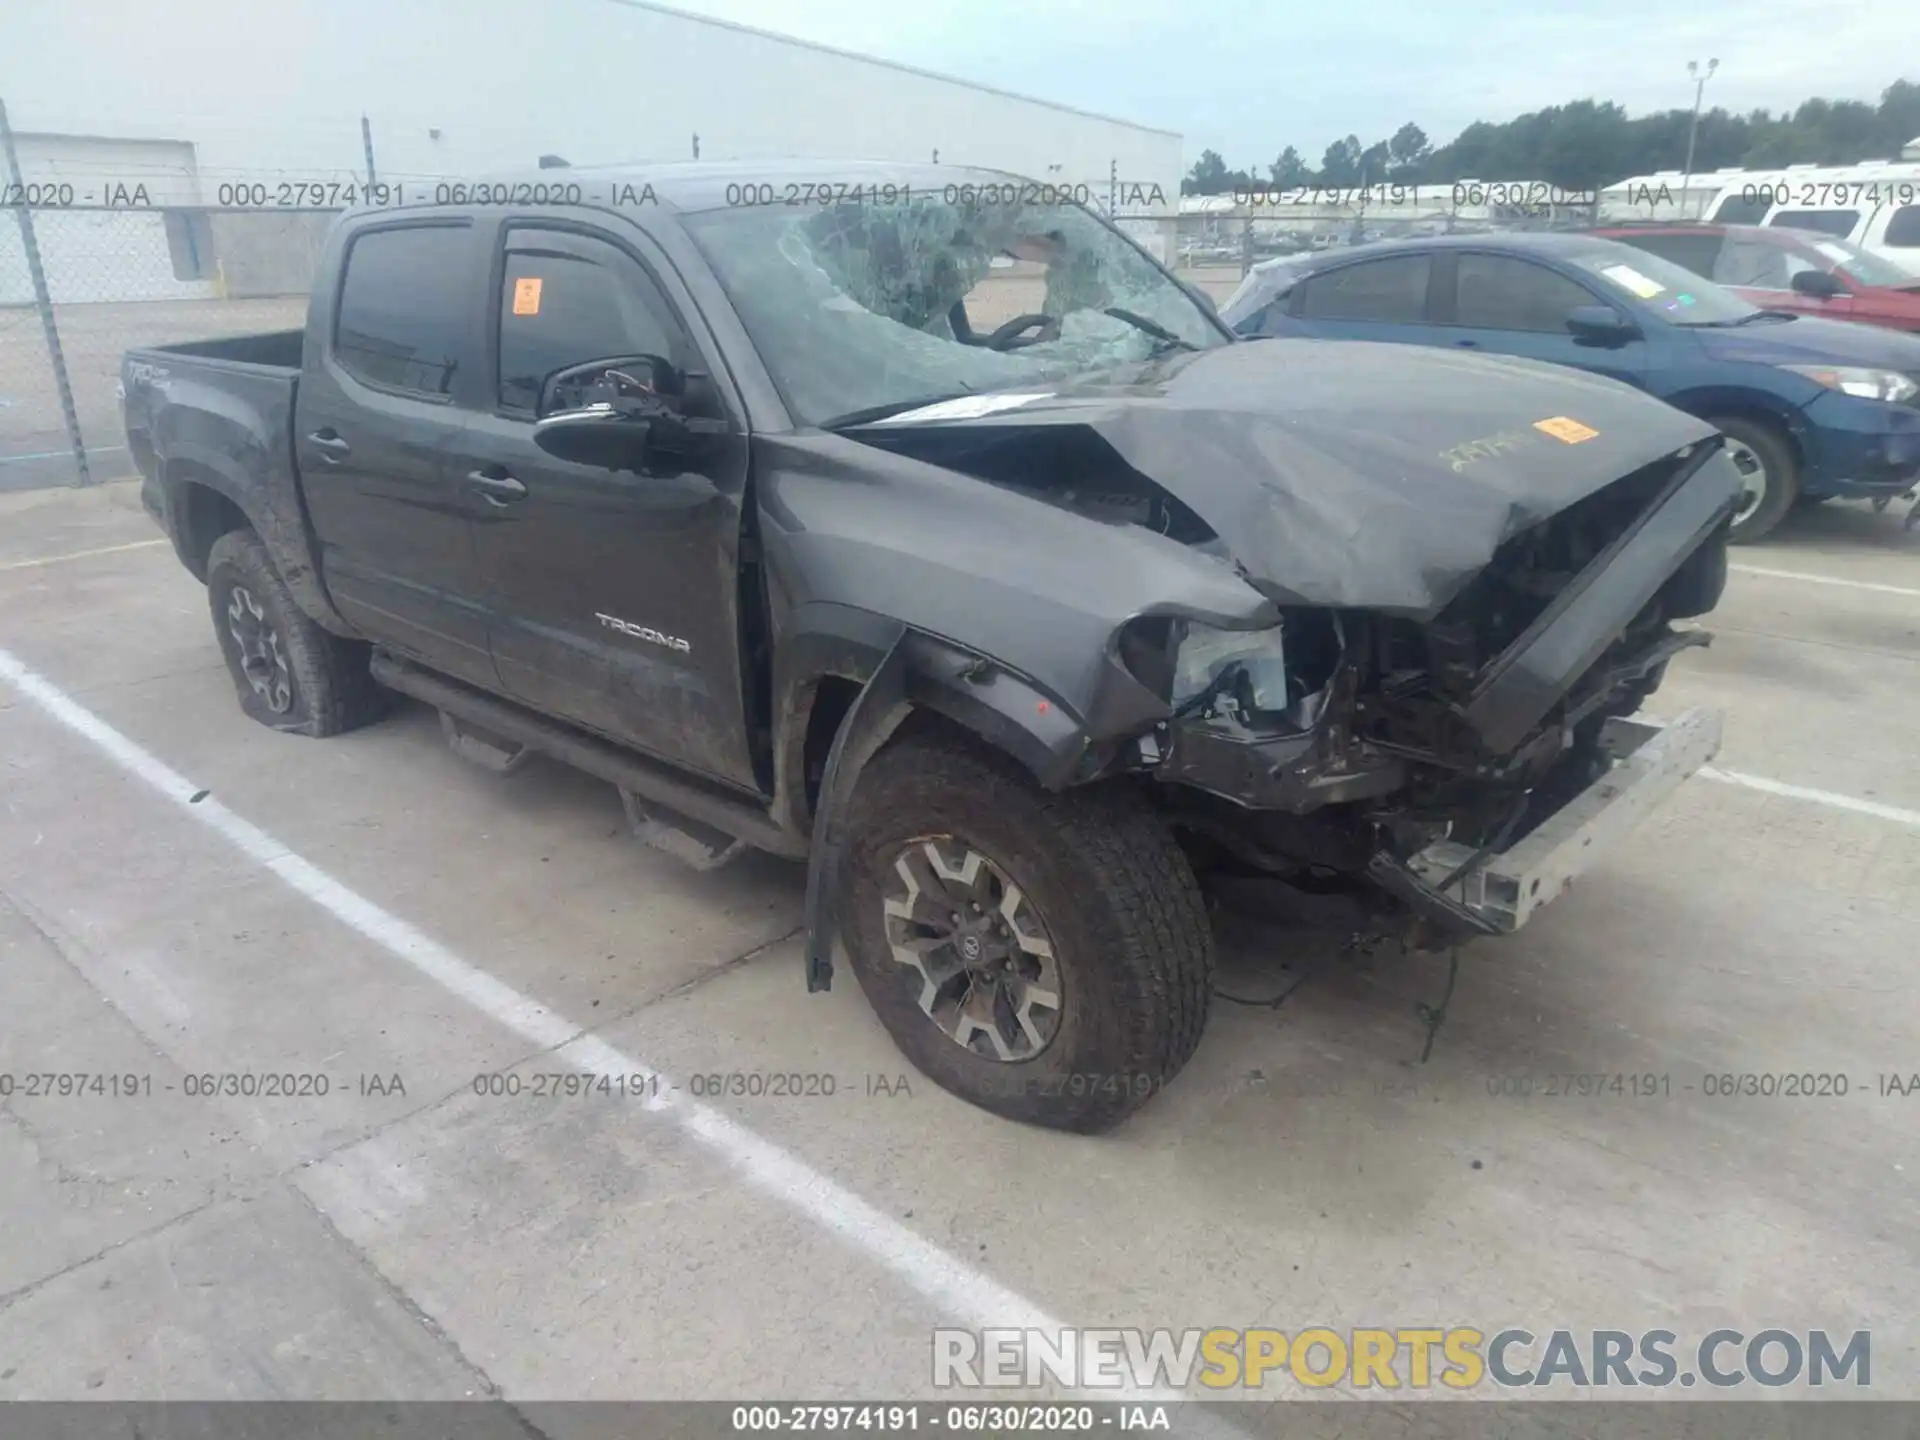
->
<box><xmin>466</xmin><ymin>470</ymin><xmax>528</xmax><ymax>505</ymax></box>
<box><xmin>1454</xmin><ymin>338</ymin><xmax>1480</xmax><ymax>349</ymax></box>
<box><xmin>307</xmin><ymin>431</ymin><xmax>351</xmax><ymax>462</ymax></box>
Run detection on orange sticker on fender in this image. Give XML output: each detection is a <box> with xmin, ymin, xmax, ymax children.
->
<box><xmin>1534</xmin><ymin>416</ymin><xmax>1599</xmax><ymax>444</ymax></box>
<box><xmin>511</xmin><ymin>277</ymin><xmax>542</xmax><ymax>315</ymax></box>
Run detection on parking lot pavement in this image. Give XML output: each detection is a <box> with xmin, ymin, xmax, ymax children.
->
<box><xmin>3</xmin><ymin>481</ymin><xmax>1919</xmax><ymax>1405</ymax></box>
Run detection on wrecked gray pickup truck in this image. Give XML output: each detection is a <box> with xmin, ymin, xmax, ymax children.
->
<box><xmin>124</xmin><ymin>162</ymin><xmax>1737</xmax><ymax>1131</ymax></box>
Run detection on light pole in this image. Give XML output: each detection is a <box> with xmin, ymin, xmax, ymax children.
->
<box><xmin>1680</xmin><ymin>58</ymin><xmax>1719</xmax><ymax>218</ymax></box>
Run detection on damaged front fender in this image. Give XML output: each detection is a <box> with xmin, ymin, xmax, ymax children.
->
<box><xmin>796</xmin><ymin>627</ymin><xmax>1109</xmax><ymax>992</ymax></box>
<box><xmin>759</xmin><ymin>429</ymin><xmax>1279</xmax><ymax>774</ymax></box>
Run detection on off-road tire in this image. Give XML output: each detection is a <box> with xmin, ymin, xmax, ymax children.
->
<box><xmin>1711</xmin><ymin>415</ymin><xmax>1799</xmax><ymax>543</ymax></box>
<box><xmin>205</xmin><ymin>529</ymin><xmax>386</xmax><ymax>737</ymax></box>
<box><xmin>839</xmin><ymin>725</ymin><xmax>1213</xmax><ymax>1132</ymax></box>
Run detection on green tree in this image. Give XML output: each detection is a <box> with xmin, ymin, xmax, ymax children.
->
<box><xmin>1269</xmin><ymin>146</ymin><xmax>1314</xmax><ymax>186</ymax></box>
<box><xmin>1359</xmin><ymin>139</ymin><xmax>1392</xmax><ymax>184</ymax></box>
<box><xmin>1234</xmin><ymin>74</ymin><xmax>1920</xmax><ymax>194</ymax></box>
<box><xmin>1535</xmin><ymin>99</ymin><xmax>1634</xmax><ymax>188</ymax></box>
<box><xmin>1319</xmin><ymin>135</ymin><xmax>1363</xmax><ymax>186</ymax></box>
<box><xmin>1881</xmin><ymin>79</ymin><xmax>1920</xmax><ymax>154</ymax></box>
<box><xmin>1386</xmin><ymin>122</ymin><xmax>1431</xmax><ymax>179</ymax></box>
<box><xmin>1183</xmin><ymin>148</ymin><xmax>1232</xmax><ymax>196</ymax></box>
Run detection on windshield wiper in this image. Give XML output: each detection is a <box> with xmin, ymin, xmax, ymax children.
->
<box><xmin>1102</xmin><ymin>307</ymin><xmax>1198</xmax><ymax>352</ymax></box>
<box><xmin>820</xmin><ymin>388</ymin><xmax>977</xmax><ymax>429</ymax></box>
<box><xmin>1692</xmin><ymin>310</ymin><xmax>1798</xmax><ymax>328</ymax></box>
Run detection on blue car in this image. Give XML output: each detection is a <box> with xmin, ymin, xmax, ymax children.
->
<box><xmin>1220</xmin><ymin>233</ymin><xmax>1920</xmax><ymax>540</ymax></box>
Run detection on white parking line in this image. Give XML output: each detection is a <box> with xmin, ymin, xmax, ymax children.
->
<box><xmin>0</xmin><ymin>643</ymin><xmax>1243</xmax><ymax>1427</ymax></box>
<box><xmin>1731</xmin><ymin>564</ymin><xmax>1920</xmax><ymax>600</ymax></box>
<box><xmin>1701</xmin><ymin>766</ymin><xmax>1920</xmax><ymax>831</ymax></box>
<box><xmin>0</xmin><ymin>538</ymin><xmax>166</xmax><ymax>572</ymax></box>
<box><xmin>0</xmin><ymin>445</ymin><xmax>130</xmax><ymax>464</ymax></box>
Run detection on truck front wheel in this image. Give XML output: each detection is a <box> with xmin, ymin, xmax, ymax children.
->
<box><xmin>205</xmin><ymin>529</ymin><xmax>386</xmax><ymax>737</ymax></box>
<box><xmin>839</xmin><ymin>726</ymin><xmax>1213</xmax><ymax>1131</ymax></box>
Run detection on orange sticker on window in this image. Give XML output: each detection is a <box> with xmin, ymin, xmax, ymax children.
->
<box><xmin>511</xmin><ymin>277</ymin><xmax>542</xmax><ymax>316</ymax></box>
<box><xmin>1534</xmin><ymin>416</ymin><xmax>1599</xmax><ymax>444</ymax></box>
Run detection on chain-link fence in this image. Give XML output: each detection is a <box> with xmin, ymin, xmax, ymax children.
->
<box><xmin>1</xmin><ymin>203</ymin><xmax>336</xmax><ymax>491</ymax></box>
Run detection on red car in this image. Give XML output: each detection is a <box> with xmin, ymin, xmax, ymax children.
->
<box><xmin>1592</xmin><ymin>224</ymin><xmax>1920</xmax><ymax>333</ymax></box>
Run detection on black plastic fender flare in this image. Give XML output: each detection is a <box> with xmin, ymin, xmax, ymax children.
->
<box><xmin>802</xmin><ymin>631</ymin><xmax>913</xmax><ymax>992</ymax></box>
<box><xmin>161</xmin><ymin>449</ymin><xmax>355</xmax><ymax>636</ymax></box>
<box><xmin>795</xmin><ymin>624</ymin><xmax>1106</xmax><ymax>990</ymax></box>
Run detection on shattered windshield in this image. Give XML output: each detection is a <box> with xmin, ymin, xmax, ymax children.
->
<box><xmin>681</xmin><ymin>192</ymin><xmax>1227</xmax><ymax>425</ymax></box>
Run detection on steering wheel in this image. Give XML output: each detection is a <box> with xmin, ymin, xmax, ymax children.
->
<box><xmin>541</xmin><ymin>353</ymin><xmax>678</xmax><ymax>417</ymax></box>
<box><xmin>983</xmin><ymin>313</ymin><xmax>1062</xmax><ymax>350</ymax></box>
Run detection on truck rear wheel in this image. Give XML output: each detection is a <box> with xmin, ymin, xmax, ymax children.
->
<box><xmin>205</xmin><ymin>529</ymin><xmax>386</xmax><ymax>737</ymax></box>
<box><xmin>839</xmin><ymin>726</ymin><xmax>1213</xmax><ymax>1132</ymax></box>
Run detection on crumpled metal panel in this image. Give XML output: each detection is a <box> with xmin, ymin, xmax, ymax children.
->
<box><xmin>855</xmin><ymin>338</ymin><xmax>1724</xmax><ymax>620</ymax></box>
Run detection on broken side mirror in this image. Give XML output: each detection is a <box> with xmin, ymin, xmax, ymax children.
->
<box><xmin>1565</xmin><ymin>305</ymin><xmax>1640</xmax><ymax>347</ymax></box>
<box><xmin>538</xmin><ymin>354</ymin><xmax>684</xmax><ymax>417</ymax></box>
<box><xmin>533</xmin><ymin>355</ymin><xmax>690</xmax><ymax>471</ymax></box>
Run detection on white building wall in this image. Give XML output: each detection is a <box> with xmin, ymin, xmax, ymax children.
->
<box><xmin>1</xmin><ymin>136</ymin><xmax>211</xmax><ymax>303</ymax></box>
<box><xmin>2</xmin><ymin>135</ymin><xmax>201</xmax><ymax>205</ymax></box>
<box><xmin>0</xmin><ymin>208</ymin><xmax>220</xmax><ymax>305</ymax></box>
<box><xmin>1</xmin><ymin>0</ymin><xmax>1184</xmax><ymax>302</ymax></box>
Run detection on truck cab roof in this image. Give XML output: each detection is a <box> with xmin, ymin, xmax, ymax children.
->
<box><xmin>349</xmin><ymin>159</ymin><xmax>1038</xmax><ymax>219</ymax></box>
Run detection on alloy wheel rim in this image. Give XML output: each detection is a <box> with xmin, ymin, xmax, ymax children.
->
<box><xmin>1723</xmin><ymin>437</ymin><xmax>1769</xmax><ymax>525</ymax></box>
<box><xmin>226</xmin><ymin>584</ymin><xmax>295</xmax><ymax>715</ymax></box>
<box><xmin>880</xmin><ymin>837</ymin><xmax>1063</xmax><ymax>1062</ymax></box>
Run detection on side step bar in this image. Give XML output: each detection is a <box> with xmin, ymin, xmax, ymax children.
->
<box><xmin>369</xmin><ymin>651</ymin><xmax>807</xmax><ymax>860</ymax></box>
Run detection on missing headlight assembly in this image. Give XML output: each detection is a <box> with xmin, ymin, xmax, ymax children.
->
<box><xmin>1109</xmin><ymin>439</ymin><xmax>1740</xmax><ymax>943</ymax></box>
<box><xmin>1125</xmin><ymin>607</ymin><xmax>1410</xmax><ymax>816</ymax></box>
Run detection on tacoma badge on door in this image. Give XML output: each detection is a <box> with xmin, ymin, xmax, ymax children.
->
<box><xmin>595</xmin><ymin>612</ymin><xmax>692</xmax><ymax>653</ymax></box>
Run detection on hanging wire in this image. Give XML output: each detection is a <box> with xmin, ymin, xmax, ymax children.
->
<box><xmin>1213</xmin><ymin>970</ymin><xmax>1314</xmax><ymax>1010</ymax></box>
<box><xmin>1415</xmin><ymin>948</ymin><xmax>1461</xmax><ymax>1064</ymax></box>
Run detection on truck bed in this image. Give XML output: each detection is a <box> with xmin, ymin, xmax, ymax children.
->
<box><xmin>137</xmin><ymin>329</ymin><xmax>305</xmax><ymax>371</ymax></box>
<box><xmin>123</xmin><ymin>332</ymin><xmax>303</xmax><ymax>486</ymax></box>
<box><xmin>122</xmin><ymin>331</ymin><xmax>320</xmax><ymax>609</ymax></box>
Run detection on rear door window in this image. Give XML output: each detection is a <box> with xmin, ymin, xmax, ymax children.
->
<box><xmin>1883</xmin><ymin>205</ymin><xmax>1920</xmax><ymax>249</ymax></box>
<box><xmin>334</xmin><ymin>225</ymin><xmax>470</xmax><ymax>396</ymax></box>
<box><xmin>1709</xmin><ymin>192</ymin><xmax>1772</xmax><ymax>225</ymax></box>
<box><xmin>1296</xmin><ymin>255</ymin><xmax>1432</xmax><ymax>323</ymax></box>
<box><xmin>1714</xmin><ymin>237</ymin><xmax>1798</xmax><ymax>289</ymax></box>
<box><xmin>1230</xmin><ymin>302</ymin><xmax>1274</xmax><ymax>336</ymax></box>
<box><xmin>1452</xmin><ymin>254</ymin><xmax>1598</xmax><ymax>332</ymax></box>
<box><xmin>1611</xmin><ymin>232</ymin><xmax>1724</xmax><ymax>277</ymax></box>
<box><xmin>1768</xmin><ymin>209</ymin><xmax>1860</xmax><ymax>238</ymax></box>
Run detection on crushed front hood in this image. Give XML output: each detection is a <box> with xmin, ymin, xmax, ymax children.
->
<box><xmin>853</xmin><ymin>339</ymin><xmax>1721</xmax><ymax>618</ymax></box>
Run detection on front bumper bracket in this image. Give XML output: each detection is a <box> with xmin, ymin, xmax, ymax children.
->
<box><xmin>1393</xmin><ymin>707</ymin><xmax>1724</xmax><ymax>935</ymax></box>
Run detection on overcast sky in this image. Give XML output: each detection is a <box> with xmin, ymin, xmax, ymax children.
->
<box><xmin>659</xmin><ymin>0</ymin><xmax>1915</xmax><ymax>165</ymax></box>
